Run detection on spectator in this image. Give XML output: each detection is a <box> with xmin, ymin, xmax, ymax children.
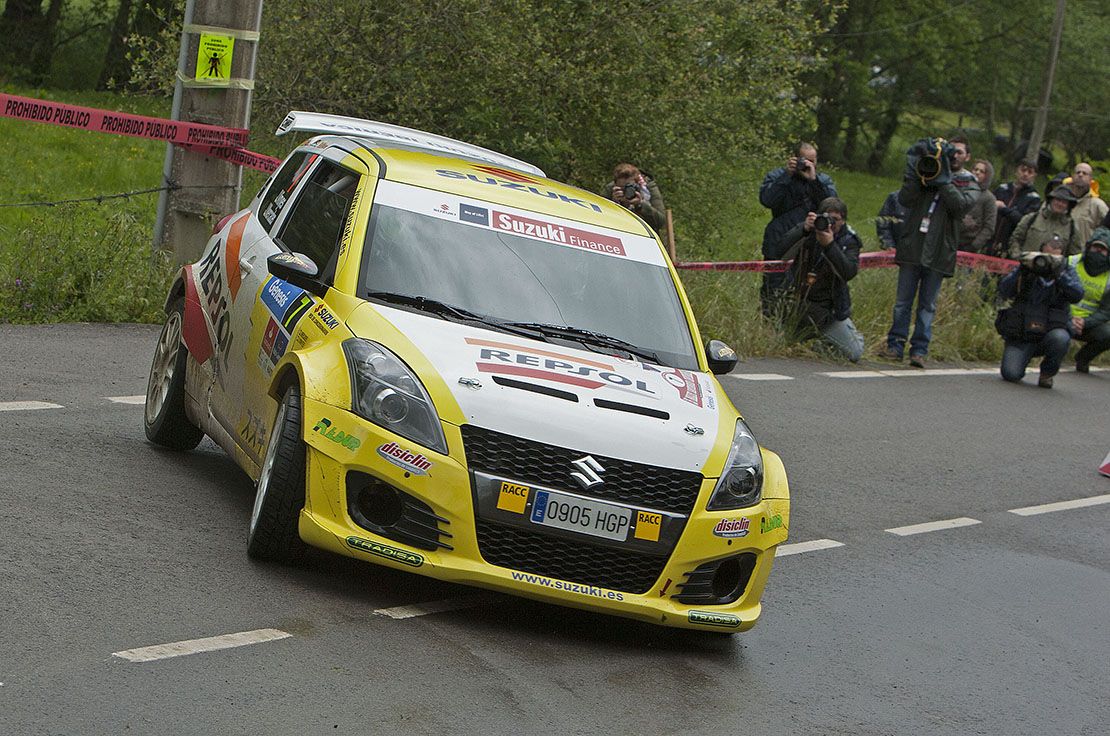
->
<box><xmin>996</xmin><ymin>239</ymin><xmax>1083</xmax><ymax>388</ymax></box>
<box><xmin>1067</xmin><ymin>163</ymin><xmax>1108</xmax><ymax>246</ymax></box>
<box><xmin>876</xmin><ymin>189</ymin><xmax>909</xmax><ymax>251</ymax></box>
<box><xmin>1069</xmin><ymin>227</ymin><xmax>1110</xmax><ymax>372</ymax></box>
<box><xmin>990</xmin><ymin>159</ymin><xmax>1042</xmax><ymax>258</ymax></box>
<box><xmin>601</xmin><ymin>163</ymin><xmax>666</xmax><ymax>235</ymax></box>
<box><xmin>960</xmin><ymin>158</ymin><xmax>997</xmax><ymax>253</ymax></box>
<box><xmin>879</xmin><ymin>136</ymin><xmax>979</xmax><ymax>367</ymax></box>
<box><xmin>758</xmin><ymin>142</ymin><xmax>837</xmax><ymax>315</ymax></box>
<box><xmin>772</xmin><ymin>197</ymin><xmax>864</xmax><ymax>362</ymax></box>
<box><xmin>1009</xmin><ymin>186</ymin><xmax>1083</xmax><ymax>257</ymax></box>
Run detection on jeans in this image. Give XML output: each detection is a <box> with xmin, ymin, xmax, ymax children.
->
<box><xmin>887</xmin><ymin>264</ymin><xmax>945</xmax><ymax>357</ymax></box>
<box><xmin>1000</xmin><ymin>328</ymin><xmax>1070</xmax><ymax>382</ymax></box>
<box><xmin>820</xmin><ymin>317</ymin><xmax>864</xmax><ymax>362</ymax></box>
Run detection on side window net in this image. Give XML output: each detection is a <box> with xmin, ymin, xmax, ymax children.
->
<box><xmin>258</xmin><ymin>152</ymin><xmax>314</xmax><ymax>231</ymax></box>
<box><xmin>276</xmin><ymin>160</ymin><xmax>359</xmax><ymax>285</ymax></box>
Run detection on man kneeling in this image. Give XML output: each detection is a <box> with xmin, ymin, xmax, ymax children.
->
<box><xmin>773</xmin><ymin>197</ymin><xmax>864</xmax><ymax>362</ymax></box>
<box><xmin>996</xmin><ymin>239</ymin><xmax>1083</xmax><ymax>388</ymax></box>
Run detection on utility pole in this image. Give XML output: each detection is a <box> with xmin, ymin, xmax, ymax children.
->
<box><xmin>153</xmin><ymin>0</ymin><xmax>264</xmax><ymax>263</ymax></box>
<box><xmin>1026</xmin><ymin>0</ymin><xmax>1065</xmax><ymax>169</ymax></box>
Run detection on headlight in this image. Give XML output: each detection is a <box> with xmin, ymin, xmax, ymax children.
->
<box><xmin>342</xmin><ymin>339</ymin><xmax>447</xmax><ymax>455</ymax></box>
<box><xmin>706</xmin><ymin>419</ymin><xmax>763</xmax><ymax>510</ymax></box>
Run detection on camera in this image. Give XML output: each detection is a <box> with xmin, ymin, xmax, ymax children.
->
<box><xmin>793</xmin><ymin>157</ymin><xmax>811</xmax><ymax>174</ymax></box>
<box><xmin>1017</xmin><ymin>251</ymin><xmax>1064</xmax><ymax>277</ymax></box>
<box><xmin>905</xmin><ymin>138</ymin><xmax>958</xmax><ymax>186</ymax></box>
<box><xmin>813</xmin><ymin>214</ymin><xmax>831</xmax><ymax>232</ymax></box>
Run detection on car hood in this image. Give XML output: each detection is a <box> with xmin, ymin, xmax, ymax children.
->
<box><xmin>359</xmin><ymin>305</ymin><xmax>720</xmax><ymax>473</ymax></box>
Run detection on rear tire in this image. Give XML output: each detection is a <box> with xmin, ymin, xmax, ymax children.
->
<box><xmin>247</xmin><ymin>383</ymin><xmax>308</xmax><ymax>562</ymax></box>
<box><xmin>144</xmin><ymin>297</ymin><xmax>203</xmax><ymax>450</ymax></box>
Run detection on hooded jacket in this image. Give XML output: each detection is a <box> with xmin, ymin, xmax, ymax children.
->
<box><xmin>1069</xmin><ymin>187</ymin><xmax>1108</xmax><ymax>247</ymax></box>
<box><xmin>991</xmin><ymin>180</ymin><xmax>1042</xmax><ymax>256</ymax></box>
<box><xmin>896</xmin><ymin>171</ymin><xmax>979</xmax><ymax>276</ymax></box>
<box><xmin>960</xmin><ymin>161</ymin><xmax>996</xmax><ymax>253</ymax></box>
<box><xmin>1010</xmin><ymin>205</ymin><xmax>1082</xmax><ymax>257</ymax></box>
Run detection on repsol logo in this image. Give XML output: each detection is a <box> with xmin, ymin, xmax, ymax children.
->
<box><xmin>435</xmin><ymin>169</ymin><xmax>602</xmax><ymax>212</ymax></box>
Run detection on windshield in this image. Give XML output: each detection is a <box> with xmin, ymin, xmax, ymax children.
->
<box><xmin>358</xmin><ymin>187</ymin><xmax>697</xmax><ymax>369</ymax></box>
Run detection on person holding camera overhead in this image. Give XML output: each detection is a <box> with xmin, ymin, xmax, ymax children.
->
<box><xmin>602</xmin><ymin>163</ymin><xmax>666</xmax><ymax>235</ymax></box>
<box><xmin>879</xmin><ymin>135</ymin><xmax>979</xmax><ymax>367</ymax></box>
<box><xmin>758</xmin><ymin>142</ymin><xmax>838</xmax><ymax>315</ymax></box>
<box><xmin>1008</xmin><ymin>186</ymin><xmax>1083</xmax><ymax>257</ymax></box>
<box><xmin>771</xmin><ymin>197</ymin><xmax>864</xmax><ymax>362</ymax></box>
<box><xmin>1069</xmin><ymin>227</ymin><xmax>1110</xmax><ymax>373</ymax></box>
<box><xmin>995</xmin><ymin>239</ymin><xmax>1083</xmax><ymax>388</ymax></box>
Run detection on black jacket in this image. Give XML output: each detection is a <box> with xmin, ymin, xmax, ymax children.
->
<box><xmin>991</xmin><ymin>181</ymin><xmax>1042</xmax><ymax>256</ymax></box>
<box><xmin>773</xmin><ymin>222</ymin><xmax>861</xmax><ymax>325</ymax></box>
<box><xmin>759</xmin><ymin>167</ymin><xmax>838</xmax><ymax>258</ymax></box>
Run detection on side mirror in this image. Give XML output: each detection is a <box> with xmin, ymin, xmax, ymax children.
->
<box><xmin>267</xmin><ymin>252</ymin><xmax>327</xmax><ymax>297</ymax></box>
<box><xmin>706</xmin><ymin>340</ymin><xmax>738</xmax><ymax>375</ymax></box>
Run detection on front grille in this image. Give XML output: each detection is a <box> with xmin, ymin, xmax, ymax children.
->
<box><xmin>475</xmin><ymin>521</ymin><xmax>666</xmax><ymax>594</ymax></box>
<box><xmin>460</xmin><ymin>425</ymin><xmax>703</xmax><ymax>514</ymax></box>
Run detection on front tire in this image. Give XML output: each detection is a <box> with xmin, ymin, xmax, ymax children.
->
<box><xmin>247</xmin><ymin>383</ymin><xmax>308</xmax><ymax>562</ymax></box>
<box><xmin>144</xmin><ymin>297</ymin><xmax>203</xmax><ymax>450</ymax></box>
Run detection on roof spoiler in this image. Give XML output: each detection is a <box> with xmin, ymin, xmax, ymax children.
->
<box><xmin>276</xmin><ymin>111</ymin><xmax>546</xmax><ymax>178</ymax></box>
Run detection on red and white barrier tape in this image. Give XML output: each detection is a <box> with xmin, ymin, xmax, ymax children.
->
<box><xmin>676</xmin><ymin>250</ymin><xmax>1018</xmax><ymax>274</ymax></box>
<box><xmin>0</xmin><ymin>93</ymin><xmax>281</xmax><ymax>173</ymax></box>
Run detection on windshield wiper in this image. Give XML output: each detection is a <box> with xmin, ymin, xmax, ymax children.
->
<box><xmin>365</xmin><ymin>292</ymin><xmax>547</xmax><ymax>341</ymax></box>
<box><xmin>501</xmin><ymin>321</ymin><xmax>661</xmax><ymax>363</ymax></box>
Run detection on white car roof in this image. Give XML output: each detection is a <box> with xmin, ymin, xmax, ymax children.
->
<box><xmin>276</xmin><ymin>111</ymin><xmax>545</xmax><ymax>178</ymax></box>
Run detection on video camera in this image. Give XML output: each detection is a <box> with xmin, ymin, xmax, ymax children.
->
<box><xmin>905</xmin><ymin>138</ymin><xmax>959</xmax><ymax>187</ymax></box>
<box><xmin>1017</xmin><ymin>251</ymin><xmax>1064</xmax><ymax>278</ymax></box>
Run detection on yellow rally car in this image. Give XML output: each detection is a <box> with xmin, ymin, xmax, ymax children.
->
<box><xmin>144</xmin><ymin>112</ymin><xmax>789</xmax><ymax>632</ymax></box>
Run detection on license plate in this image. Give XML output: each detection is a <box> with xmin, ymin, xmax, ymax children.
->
<box><xmin>529</xmin><ymin>489</ymin><xmax>632</xmax><ymax>541</ymax></box>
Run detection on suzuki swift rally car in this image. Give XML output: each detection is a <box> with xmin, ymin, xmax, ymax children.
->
<box><xmin>144</xmin><ymin>112</ymin><xmax>789</xmax><ymax>632</ymax></box>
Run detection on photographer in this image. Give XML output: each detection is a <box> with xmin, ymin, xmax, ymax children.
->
<box><xmin>996</xmin><ymin>239</ymin><xmax>1083</xmax><ymax>387</ymax></box>
<box><xmin>758</xmin><ymin>142</ymin><xmax>837</xmax><ymax>315</ymax></box>
<box><xmin>1069</xmin><ymin>228</ymin><xmax>1110</xmax><ymax>372</ymax></box>
<box><xmin>772</xmin><ymin>197</ymin><xmax>863</xmax><ymax>362</ymax></box>
<box><xmin>879</xmin><ymin>136</ymin><xmax>979</xmax><ymax>367</ymax></box>
<box><xmin>602</xmin><ymin>163</ymin><xmax>666</xmax><ymax>234</ymax></box>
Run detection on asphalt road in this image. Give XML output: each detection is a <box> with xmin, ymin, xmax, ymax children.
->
<box><xmin>2</xmin><ymin>323</ymin><xmax>1108</xmax><ymax>735</ymax></box>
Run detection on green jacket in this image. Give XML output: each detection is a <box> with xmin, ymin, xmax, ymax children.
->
<box><xmin>895</xmin><ymin>172</ymin><xmax>979</xmax><ymax>277</ymax></box>
<box><xmin>1009</xmin><ymin>206</ymin><xmax>1082</xmax><ymax>257</ymax></box>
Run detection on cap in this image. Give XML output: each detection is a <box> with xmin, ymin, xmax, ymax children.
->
<box><xmin>1048</xmin><ymin>185</ymin><xmax>1078</xmax><ymax>203</ymax></box>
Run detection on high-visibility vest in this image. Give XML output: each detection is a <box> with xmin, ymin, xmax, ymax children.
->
<box><xmin>1069</xmin><ymin>254</ymin><xmax>1110</xmax><ymax>318</ymax></box>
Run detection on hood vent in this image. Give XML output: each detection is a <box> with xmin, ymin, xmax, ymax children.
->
<box><xmin>593</xmin><ymin>398</ymin><xmax>669</xmax><ymax>420</ymax></box>
<box><xmin>492</xmin><ymin>375</ymin><xmax>579</xmax><ymax>402</ymax></box>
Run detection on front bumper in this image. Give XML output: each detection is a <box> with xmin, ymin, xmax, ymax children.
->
<box><xmin>297</xmin><ymin>397</ymin><xmax>789</xmax><ymax>632</ymax></box>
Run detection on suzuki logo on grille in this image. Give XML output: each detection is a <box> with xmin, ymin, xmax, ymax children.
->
<box><xmin>570</xmin><ymin>455</ymin><xmax>605</xmax><ymax>489</ymax></box>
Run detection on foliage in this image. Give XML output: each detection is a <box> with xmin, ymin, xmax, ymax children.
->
<box><xmin>803</xmin><ymin>0</ymin><xmax>1110</xmax><ymax>177</ymax></box>
<box><xmin>250</xmin><ymin>0</ymin><xmax>816</xmax><ymax>260</ymax></box>
<box><xmin>0</xmin><ymin>205</ymin><xmax>175</xmax><ymax>324</ymax></box>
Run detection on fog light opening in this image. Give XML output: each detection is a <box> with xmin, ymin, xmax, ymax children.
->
<box><xmin>356</xmin><ymin>482</ymin><xmax>404</xmax><ymax>527</ymax></box>
<box><xmin>711</xmin><ymin>558</ymin><xmax>743</xmax><ymax>601</ymax></box>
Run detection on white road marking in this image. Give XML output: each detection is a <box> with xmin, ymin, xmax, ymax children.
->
<box><xmin>374</xmin><ymin>594</ymin><xmax>490</xmax><ymax>620</ymax></box>
<box><xmin>730</xmin><ymin>373</ymin><xmax>794</xmax><ymax>381</ymax></box>
<box><xmin>0</xmin><ymin>401</ymin><xmax>63</xmax><ymax>411</ymax></box>
<box><xmin>107</xmin><ymin>395</ymin><xmax>146</xmax><ymax>405</ymax></box>
<box><xmin>822</xmin><ymin>368</ymin><xmax>996</xmax><ymax>379</ymax></box>
<box><xmin>886</xmin><ymin>517</ymin><xmax>981</xmax><ymax>536</ymax></box>
<box><xmin>775</xmin><ymin>539</ymin><xmax>845</xmax><ymax>556</ymax></box>
<box><xmin>1008</xmin><ymin>493</ymin><xmax>1110</xmax><ymax>517</ymax></box>
<box><xmin>820</xmin><ymin>370</ymin><xmax>885</xmax><ymax>379</ymax></box>
<box><xmin>112</xmin><ymin>628</ymin><xmax>291</xmax><ymax>662</ymax></box>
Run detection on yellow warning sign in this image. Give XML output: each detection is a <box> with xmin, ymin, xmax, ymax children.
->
<box><xmin>196</xmin><ymin>34</ymin><xmax>234</xmax><ymax>81</ymax></box>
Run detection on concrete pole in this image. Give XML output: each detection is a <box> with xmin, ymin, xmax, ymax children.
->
<box><xmin>1026</xmin><ymin>0</ymin><xmax>1065</xmax><ymax>170</ymax></box>
<box><xmin>153</xmin><ymin>0</ymin><xmax>264</xmax><ymax>264</ymax></box>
